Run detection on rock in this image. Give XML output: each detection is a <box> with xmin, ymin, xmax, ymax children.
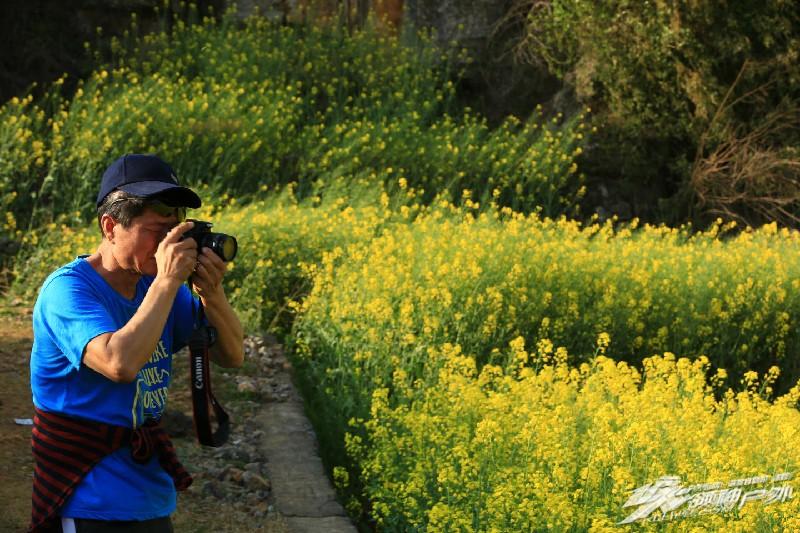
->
<box><xmin>404</xmin><ymin>0</ymin><xmax>562</xmax><ymax>122</ymax></box>
<box><xmin>160</xmin><ymin>408</ymin><xmax>194</xmax><ymax>438</ymax></box>
<box><xmin>224</xmin><ymin>467</ymin><xmax>245</xmax><ymax>484</ymax></box>
<box><xmin>237</xmin><ymin>378</ymin><xmax>257</xmax><ymax>393</ymax></box>
<box><xmin>214</xmin><ymin>446</ymin><xmax>252</xmax><ymax>463</ymax></box>
<box><xmin>170</xmin><ymin>332</ymin><xmax>335</xmax><ymax>524</ymax></box>
<box><xmin>202</xmin><ymin>480</ymin><xmax>225</xmax><ymax>499</ymax></box>
<box><xmin>242</xmin><ymin>471</ymin><xmax>271</xmax><ymax>491</ymax></box>
<box><xmin>244</xmin><ymin>462</ymin><xmax>262</xmax><ymax>474</ymax></box>
<box><xmin>216</xmin><ymin>465</ymin><xmax>231</xmax><ymax>481</ymax></box>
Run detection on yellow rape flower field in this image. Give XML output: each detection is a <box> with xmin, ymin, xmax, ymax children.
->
<box><xmin>292</xmin><ymin>204</ymin><xmax>800</xmax><ymax>531</ymax></box>
<box><xmin>8</xmin><ymin>190</ymin><xmax>800</xmax><ymax>531</ymax></box>
<box><xmin>357</xmin><ymin>347</ymin><xmax>800</xmax><ymax>532</ymax></box>
<box><xmin>2</xmin><ymin>11</ymin><xmax>798</xmax><ymax>530</ymax></box>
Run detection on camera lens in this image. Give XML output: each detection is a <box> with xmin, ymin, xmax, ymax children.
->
<box><xmin>205</xmin><ymin>233</ymin><xmax>238</xmax><ymax>262</ymax></box>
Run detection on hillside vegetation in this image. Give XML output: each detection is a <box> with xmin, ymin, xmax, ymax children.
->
<box><xmin>2</xmin><ymin>5</ymin><xmax>799</xmax><ymax>531</ymax></box>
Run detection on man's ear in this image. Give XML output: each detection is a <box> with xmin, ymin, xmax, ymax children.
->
<box><xmin>100</xmin><ymin>214</ymin><xmax>117</xmax><ymax>242</ymax></box>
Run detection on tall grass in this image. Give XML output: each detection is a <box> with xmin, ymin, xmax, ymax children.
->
<box><xmin>295</xmin><ymin>212</ymin><xmax>800</xmax><ymax>397</ymax></box>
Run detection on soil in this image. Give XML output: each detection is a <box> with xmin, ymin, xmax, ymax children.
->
<box><xmin>0</xmin><ymin>312</ymin><xmax>290</xmax><ymax>533</ymax></box>
<box><xmin>0</xmin><ymin>312</ymin><xmax>35</xmax><ymax>533</ymax></box>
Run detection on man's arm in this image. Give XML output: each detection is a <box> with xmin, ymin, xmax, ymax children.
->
<box><xmin>192</xmin><ymin>247</ymin><xmax>244</xmax><ymax>368</ymax></box>
<box><xmin>83</xmin><ymin>222</ymin><xmax>198</xmax><ymax>382</ymax></box>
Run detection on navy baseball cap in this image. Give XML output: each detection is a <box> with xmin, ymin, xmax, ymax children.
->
<box><xmin>96</xmin><ymin>154</ymin><xmax>201</xmax><ymax>208</ymax></box>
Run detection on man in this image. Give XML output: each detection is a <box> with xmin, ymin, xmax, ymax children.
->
<box><xmin>28</xmin><ymin>154</ymin><xmax>244</xmax><ymax>532</ymax></box>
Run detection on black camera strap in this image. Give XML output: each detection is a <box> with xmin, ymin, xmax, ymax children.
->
<box><xmin>188</xmin><ymin>294</ymin><xmax>230</xmax><ymax>447</ymax></box>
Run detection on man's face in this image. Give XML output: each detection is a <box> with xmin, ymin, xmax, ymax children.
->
<box><xmin>111</xmin><ymin>206</ymin><xmax>182</xmax><ymax>276</ymax></box>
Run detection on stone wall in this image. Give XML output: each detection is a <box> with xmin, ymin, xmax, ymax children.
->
<box><xmin>405</xmin><ymin>0</ymin><xmax>562</xmax><ymax>123</ymax></box>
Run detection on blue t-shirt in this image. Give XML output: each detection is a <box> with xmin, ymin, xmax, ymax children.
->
<box><xmin>30</xmin><ymin>256</ymin><xmax>197</xmax><ymax>520</ymax></box>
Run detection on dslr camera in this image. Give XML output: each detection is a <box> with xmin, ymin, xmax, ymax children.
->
<box><xmin>183</xmin><ymin>219</ymin><xmax>238</xmax><ymax>262</ymax></box>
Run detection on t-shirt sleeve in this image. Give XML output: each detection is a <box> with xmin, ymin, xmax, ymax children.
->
<box><xmin>172</xmin><ymin>284</ymin><xmax>202</xmax><ymax>352</ymax></box>
<box><xmin>36</xmin><ymin>272</ymin><xmax>117</xmax><ymax>369</ymax></box>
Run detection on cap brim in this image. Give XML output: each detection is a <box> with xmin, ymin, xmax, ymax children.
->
<box><xmin>118</xmin><ymin>181</ymin><xmax>201</xmax><ymax>208</ymax></box>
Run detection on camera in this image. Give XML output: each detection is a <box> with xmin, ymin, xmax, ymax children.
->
<box><xmin>183</xmin><ymin>219</ymin><xmax>238</xmax><ymax>262</ymax></box>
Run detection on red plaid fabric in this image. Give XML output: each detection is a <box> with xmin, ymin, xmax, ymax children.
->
<box><xmin>29</xmin><ymin>408</ymin><xmax>192</xmax><ymax>533</ymax></box>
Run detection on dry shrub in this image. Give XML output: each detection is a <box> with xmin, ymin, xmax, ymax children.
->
<box><xmin>691</xmin><ymin>132</ymin><xmax>800</xmax><ymax>228</ymax></box>
<box><xmin>691</xmin><ymin>63</ymin><xmax>800</xmax><ymax>227</ymax></box>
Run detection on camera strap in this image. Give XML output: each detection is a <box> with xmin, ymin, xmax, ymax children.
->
<box><xmin>188</xmin><ymin>297</ymin><xmax>230</xmax><ymax>447</ymax></box>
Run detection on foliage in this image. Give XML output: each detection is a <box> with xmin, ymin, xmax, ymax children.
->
<box><xmin>8</xmin><ymin>186</ymin><xmax>800</xmax><ymax>530</ymax></box>
<box><xmin>212</xmin><ymin>187</ymin><xmax>392</xmax><ymax>335</ymax></box>
<box><xmin>5</xmin><ymin>4</ymin><xmax>800</xmax><ymax>530</ymax></box>
<box><xmin>0</xmin><ymin>6</ymin><xmax>587</xmax><ymax>261</ymax></box>
<box><xmin>292</xmin><ymin>202</ymin><xmax>800</xmax><ymax>526</ymax></box>
<box><xmin>508</xmin><ymin>0</ymin><xmax>800</xmax><ymax>225</ymax></box>
<box><xmin>295</xmin><ymin>208</ymin><xmax>800</xmax><ymax>399</ymax></box>
<box><xmin>357</xmin><ymin>348</ymin><xmax>800</xmax><ymax>531</ymax></box>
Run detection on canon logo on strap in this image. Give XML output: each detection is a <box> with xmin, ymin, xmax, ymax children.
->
<box><xmin>193</xmin><ymin>355</ymin><xmax>204</xmax><ymax>389</ymax></box>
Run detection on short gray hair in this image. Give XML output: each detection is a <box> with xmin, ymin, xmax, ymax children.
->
<box><xmin>96</xmin><ymin>190</ymin><xmax>149</xmax><ymax>235</ymax></box>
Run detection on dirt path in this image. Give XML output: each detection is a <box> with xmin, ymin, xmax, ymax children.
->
<box><xmin>0</xmin><ymin>313</ymin><xmax>36</xmax><ymax>533</ymax></box>
<box><xmin>0</xmin><ymin>313</ymin><xmax>354</xmax><ymax>533</ymax></box>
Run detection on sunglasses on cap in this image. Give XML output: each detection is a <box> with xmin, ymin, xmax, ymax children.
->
<box><xmin>147</xmin><ymin>201</ymin><xmax>187</xmax><ymax>222</ymax></box>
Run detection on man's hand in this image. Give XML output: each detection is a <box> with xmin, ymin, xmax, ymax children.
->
<box><xmin>190</xmin><ymin>247</ymin><xmax>243</xmax><ymax>368</ymax></box>
<box><xmin>191</xmin><ymin>247</ymin><xmax>228</xmax><ymax>304</ymax></box>
<box><xmin>155</xmin><ymin>221</ymin><xmax>198</xmax><ymax>285</ymax></box>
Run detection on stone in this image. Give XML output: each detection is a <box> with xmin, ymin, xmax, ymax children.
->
<box><xmin>201</xmin><ymin>480</ymin><xmax>225</xmax><ymax>499</ymax></box>
<box><xmin>243</xmin><ymin>471</ymin><xmax>271</xmax><ymax>491</ymax></box>
<box><xmin>160</xmin><ymin>408</ymin><xmax>194</xmax><ymax>438</ymax></box>
<box><xmin>237</xmin><ymin>378</ymin><xmax>258</xmax><ymax>393</ymax></box>
<box><xmin>227</xmin><ymin>467</ymin><xmax>245</xmax><ymax>484</ymax></box>
<box><xmin>172</xmin><ymin>333</ymin><xmax>355</xmax><ymax>531</ymax></box>
<box><xmin>244</xmin><ymin>462</ymin><xmax>262</xmax><ymax>474</ymax></box>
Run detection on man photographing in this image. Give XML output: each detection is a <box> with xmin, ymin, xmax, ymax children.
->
<box><xmin>29</xmin><ymin>154</ymin><xmax>244</xmax><ymax>532</ymax></box>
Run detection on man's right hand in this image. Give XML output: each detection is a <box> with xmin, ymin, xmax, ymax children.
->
<box><xmin>155</xmin><ymin>221</ymin><xmax>198</xmax><ymax>284</ymax></box>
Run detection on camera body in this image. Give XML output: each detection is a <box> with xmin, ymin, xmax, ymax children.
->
<box><xmin>184</xmin><ymin>219</ymin><xmax>238</xmax><ymax>262</ymax></box>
